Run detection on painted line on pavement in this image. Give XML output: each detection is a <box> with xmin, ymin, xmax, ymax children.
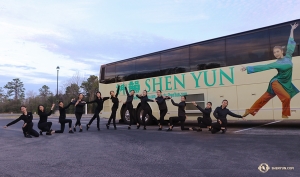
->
<box><xmin>234</xmin><ymin>120</ymin><xmax>282</xmax><ymax>133</ymax></box>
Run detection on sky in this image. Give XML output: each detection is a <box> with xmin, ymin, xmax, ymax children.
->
<box><xmin>0</xmin><ymin>0</ymin><xmax>299</xmax><ymax>97</ymax></box>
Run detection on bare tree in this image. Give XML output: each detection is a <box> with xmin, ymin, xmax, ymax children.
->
<box><xmin>26</xmin><ymin>90</ymin><xmax>37</xmax><ymax>98</ymax></box>
<box><xmin>62</xmin><ymin>71</ymin><xmax>85</xmax><ymax>94</ymax></box>
<box><xmin>69</xmin><ymin>71</ymin><xmax>85</xmax><ymax>86</ymax></box>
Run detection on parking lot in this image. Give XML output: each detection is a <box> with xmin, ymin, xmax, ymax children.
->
<box><xmin>0</xmin><ymin>115</ymin><xmax>299</xmax><ymax>177</ymax></box>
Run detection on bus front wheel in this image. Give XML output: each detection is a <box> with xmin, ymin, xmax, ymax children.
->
<box><xmin>137</xmin><ymin>107</ymin><xmax>152</xmax><ymax>125</ymax></box>
<box><xmin>121</xmin><ymin>107</ymin><xmax>132</xmax><ymax>125</ymax></box>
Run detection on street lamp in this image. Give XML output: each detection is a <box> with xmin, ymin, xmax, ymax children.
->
<box><xmin>56</xmin><ymin>66</ymin><xmax>60</xmax><ymax>112</ymax></box>
<box><xmin>56</xmin><ymin>66</ymin><xmax>60</xmax><ymax>97</ymax></box>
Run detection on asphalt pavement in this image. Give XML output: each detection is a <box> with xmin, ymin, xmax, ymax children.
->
<box><xmin>0</xmin><ymin>116</ymin><xmax>299</xmax><ymax>177</ymax></box>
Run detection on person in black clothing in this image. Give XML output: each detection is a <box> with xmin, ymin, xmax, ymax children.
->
<box><xmin>106</xmin><ymin>85</ymin><xmax>121</xmax><ymax>130</ymax></box>
<box><xmin>192</xmin><ymin>101</ymin><xmax>212</xmax><ymax>132</ymax></box>
<box><xmin>55</xmin><ymin>99</ymin><xmax>75</xmax><ymax>133</ymax></box>
<box><xmin>136</xmin><ymin>90</ymin><xmax>154</xmax><ymax>130</ymax></box>
<box><xmin>167</xmin><ymin>96</ymin><xmax>192</xmax><ymax>131</ymax></box>
<box><xmin>4</xmin><ymin>105</ymin><xmax>39</xmax><ymax>138</ymax></box>
<box><xmin>73</xmin><ymin>93</ymin><xmax>87</xmax><ymax>132</ymax></box>
<box><xmin>86</xmin><ymin>92</ymin><xmax>109</xmax><ymax>131</ymax></box>
<box><xmin>154</xmin><ymin>90</ymin><xmax>170</xmax><ymax>130</ymax></box>
<box><xmin>123</xmin><ymin>84</ymin><xmax>137</xmax><ymax>130</ymax></box>
<box><xmin>211</xmin><ymin>100</ymin><xmax>246</xmax><ymax>134</ymax></box>
<box><xmin>37</xmin><ymin>104</ymin><xmax>55</xmax><ymax>135</ymax></box>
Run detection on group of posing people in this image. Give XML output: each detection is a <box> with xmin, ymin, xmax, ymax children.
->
<box><xmin>3</xmin><ymin>82</ymin><xmax>246</xmax><ymax>138</ymax></box>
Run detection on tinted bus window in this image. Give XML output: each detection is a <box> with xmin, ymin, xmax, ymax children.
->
<box><xmin>116</xmin><ymin>60</ymin><xmax>136</xmax><ymax>82</ymax></box>
<box><xmin>99</xmin><ymin>66</ymin><xmax>105</xmax><ymax>83</ymax></box>
<box><xmin>270</xmin><ymin>22</ymin><xmax>300</xmax><ymax>57</ymax></box>
<box><xmin>135</xmin><ymin>55</ymin><xmax>160</xmax><ymax>79</ymax></box>
<box><xmin>190</xmin><ymin>39</ymin><xmax>226</xmax><ymax>71</ymax></box>
<box><xmin>226</xmin><ymin>29</ymin><xmax>270</xmax><ymax>66</ymax></box>
<box><xmin>160</xmin><ymin>47</ymin><xmax>190</xmax><ymax>75</ymax></box>
<box><xmin>105</xmin><ymin>64</ymin><xmax>116</xmax><ymax>84</ymax></box>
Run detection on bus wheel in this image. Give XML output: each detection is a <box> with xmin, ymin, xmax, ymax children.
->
<box><xmin>121</xmin><ymin>107</ymin><xmax>131</xmax><ymax>125</ymax></box>
<box><xmin>137</xmin><ymin>107</ymin><xmax>152</xmax><ymax>125</ymax></box>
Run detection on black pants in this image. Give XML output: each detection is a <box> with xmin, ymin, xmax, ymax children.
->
<box><xmin>88</xmin><ymin>108</ymin><xmax>101</xmax><ymax>128</ymax></box>
<box><xmin>141</xmin><ymin>108</ymin><xmax>154</xmax><ymax>128</ymax></box>
<box><xmin>55</xmin><ymin>119</ymin><xmax>72</xmax><ymax>133</ymax></box>
<box><xmin>22</xmin><ymin>123</ymin><xmax>39</xmax><ymax>137</ymax></box>
<box><xmin>127</xmin><ymin>106</ymin><xmax>135</xmax><ymax>126</ymax></box>
<box><xmin>75</xmin><ymin>112</ymin><xmax>83</xmax><ymax>126</ymax></box>
<box><xmin>107</xmin><ymin>108</ymin><xmax>117</xmax><ymax>128</ymax></box>
<box><xmin>159</xmin><ymin>109</ymin><xmax>168</xmax><ymax>125</ymax></box>
<box><xmin>197</xmin><ymin>117</ymin><xmax>212</xmax><ymax>128</ymax></box>
<box><xmin>211</xmin><ymin>119</ymin><xmax>227</xmax><ymax>133</ymax></box>
<box><xmin>38</xmin><ymin>122</ymin><xmax>52</xmax><ymax>132</ymax></box>
<box><xmin>169</xmin><ymin>116</ymin><xmax>189</xmax><ymax>130</ymax></box>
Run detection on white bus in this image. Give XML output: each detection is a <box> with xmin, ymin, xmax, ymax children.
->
<box><xmin>99</xmin><ymin>19</ymin><xmax>300</xmax><ymax>125</ymax></box>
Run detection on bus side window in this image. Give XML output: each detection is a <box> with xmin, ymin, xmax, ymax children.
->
<box><xmin>100</xmin><ymin>66</ymin><xmax>105</xmax><ymax>83</ymax></box>
<box><xmin>135</xmin><ymin>55</ymin><xmax>160</xmax><ymax>79</ymax></box>
<box><xmin>161</xmin><ymin>47</ymin><xmax>190</xmax><ymax>75</ymax></box>
<box><xmin>105</xmin><ymin>64</ymin><xmax>116</xmax><ymax>84</ymax></box>
<box><xmin>190</xmin><ymin>39</ymin><xmax>226</xmax><ymax>72</ymax></box>
<box><xmin>226</xmin><ymin>29</ymin><xmax>270</xmax><ymax>66</ymax></box>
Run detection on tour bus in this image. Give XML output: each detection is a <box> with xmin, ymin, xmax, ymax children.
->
<box><xmin>99</xmin><ymin>19</ymin><xmax>300</xmax><ymax>125</ymax></box>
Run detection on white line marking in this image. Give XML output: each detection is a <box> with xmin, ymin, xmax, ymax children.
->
<box><xmin>234</xmin><ymin>120</ymin><xmax>282</xmax><ymax>133</ymax></box>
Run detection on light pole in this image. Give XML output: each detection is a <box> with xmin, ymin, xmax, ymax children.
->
<box><xmin>56</xmin><ymin>66</ymin><xmax>60</xmax><ymax>113</ymax></box>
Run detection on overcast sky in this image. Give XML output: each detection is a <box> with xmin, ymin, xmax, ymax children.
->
<box><xmin>0</xmin><ymin>0</ymin><xmax>299</xmax><ymax>95</ymax></box>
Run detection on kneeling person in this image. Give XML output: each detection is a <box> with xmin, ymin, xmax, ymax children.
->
<box><xmin>192</xmin><ymin>101</ymin><xmax>212</xmax><ymax>132</ymax></box>
<box><xmin>212</xmin><ymin>100</ymin><xmax>246</xmax><ymax>134</ymax></box>
<box><xmin>167</xmin><ymin>96</ymin><xmax>192</xmax><ymax>131</ymax></box>
<box><xmin>3</xmin><ymin>105</ymin><xmax>39</xmax><ymax>138</ymax></box>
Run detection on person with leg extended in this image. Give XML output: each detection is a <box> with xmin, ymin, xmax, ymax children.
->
<box><xmin>167</xmin><ymin>96</ymin><xmax>192</xmax><ymax>131</ymax></box>
<box><xmin>123</xmin><ymin>84</ymin><xmax>137</xmax><ymax>130</ymax></box>
<box><xmin>136</xmin><ymin>90</ymin><xmax>154</xmax><ymax>130</ymax></box>
<box><xmin>106</xmin><ymin>85</ymin><xmax>121</xmax><ymax>130</ymax></box>
<box><xmin>37</xmin><ymin>104</ymin><xmax>55</xmax><ymax>135</ymax></box>
<box><xmin>73</xmin><ymin>93</ymin><xmax>87</xmax><ymax>132</ymax></box>
<box><xmin>241</xmin><ymin>23</ymin><xmax>298</xmax><ymax>118</ymax></box>
<box><xmin>86</xmin><ymin>92</ymin><xmax>109</xmax><ymax>131</ymax></box>
<box><xmin>3</xmin><ymin>105</ymin><xmax>39</xmax><ymax>138</ymax></box>
<box><xmin>192</xmin><ymin>101</ymin><xmax>212</xmax><ymax>132</ymax></box>
<box><xmin>211</xmin><ymin>100</ymin><xmax>246</xmax><ymax>134</ymax></box>
<box><xmin>55</xmin><ymin>99</ymin><xmax>75</xmax><ymax>134</ymax></box>
<box><xmin>154</xmin><ymin>90</ymin><xmax>170</xmax><ymax>130</ymax></box>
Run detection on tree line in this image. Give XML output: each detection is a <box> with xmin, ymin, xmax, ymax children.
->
<box><xmin>0</xmin><ymin>73</ymin><xmax>99</xmax><ymax>114</ymax></box>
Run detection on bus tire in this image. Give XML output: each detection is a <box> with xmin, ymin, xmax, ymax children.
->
<box><xmin>166</xmin><ymin>120</ymin><xmax>179</xmax><ymax>125</ymax></box>
<box><xmin>136</xmin><ymin>107</ymin><xmax>152</xmax><ymax>125</ymax></box>
<box><xmin>121</xmin><ymin>107</ymin><xmax>131</xmax><ymax>125</ymax></box>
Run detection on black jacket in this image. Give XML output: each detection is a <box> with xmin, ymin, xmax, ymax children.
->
<box><xmin>73</xmin><ymin>100</ymin><xmax>87</xmax><ymax>113</ymax></box>
<box><xmin>59</xmin><ymin>102</ymin><xmax>72</xmax><ymax>119</ymax></box>
<box><xmin>171</xmin><ymin>99</ymin><xmax>186</xmax><ymax>117</ymax></box>
<box><xmin>124</xmin><ymin>86</ymin><xmax>134</xmax><ymax>108</ymax></box>
<box><xmin>6</xmin><ymin>112</ymin><xmax>33</xmax><ymax>126</ymax></box>
<box><xmin>38</xmin><ymin>110</ymin><xmax>53</xmax><ymax>124</ymax></box>
<box><xmin>87</xmin><ymin>97</ymin><xmax>109</xmax><ymax>111</ymax></box>
<box><xmin>213</xmin><ymin>106</ymin><xmax>242</xmax><ymax>121</ymax></box>
<box><xmin>155</xmin><ymin>96</ymin><xmax>170</xmax><ymax>110</ymax></box>
<box><xmin>196</xmin><ymin>105</ymin><xmax>212</xmax><ymax>120</ymax></box>
<box><xmin>136</xmin><ymin>94</ymin><xmax>153</xmax><ymax>110</ymax></box>
<box><xmin>111</xmin><ymin>85</ymin><xmax>120</xmax><ymax>109</ymax></box>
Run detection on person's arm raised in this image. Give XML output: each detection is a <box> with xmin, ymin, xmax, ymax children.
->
<box><xmin>286</xmin><ymin>22</ymin><xmax>298</xmax><ymax>59</ymax></box>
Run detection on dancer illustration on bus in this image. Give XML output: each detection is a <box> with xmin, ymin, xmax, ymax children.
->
<box><xmin>241</xmin><ymin>22</ymin><xmax>298</xmax><ymax>118</ymax></box>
